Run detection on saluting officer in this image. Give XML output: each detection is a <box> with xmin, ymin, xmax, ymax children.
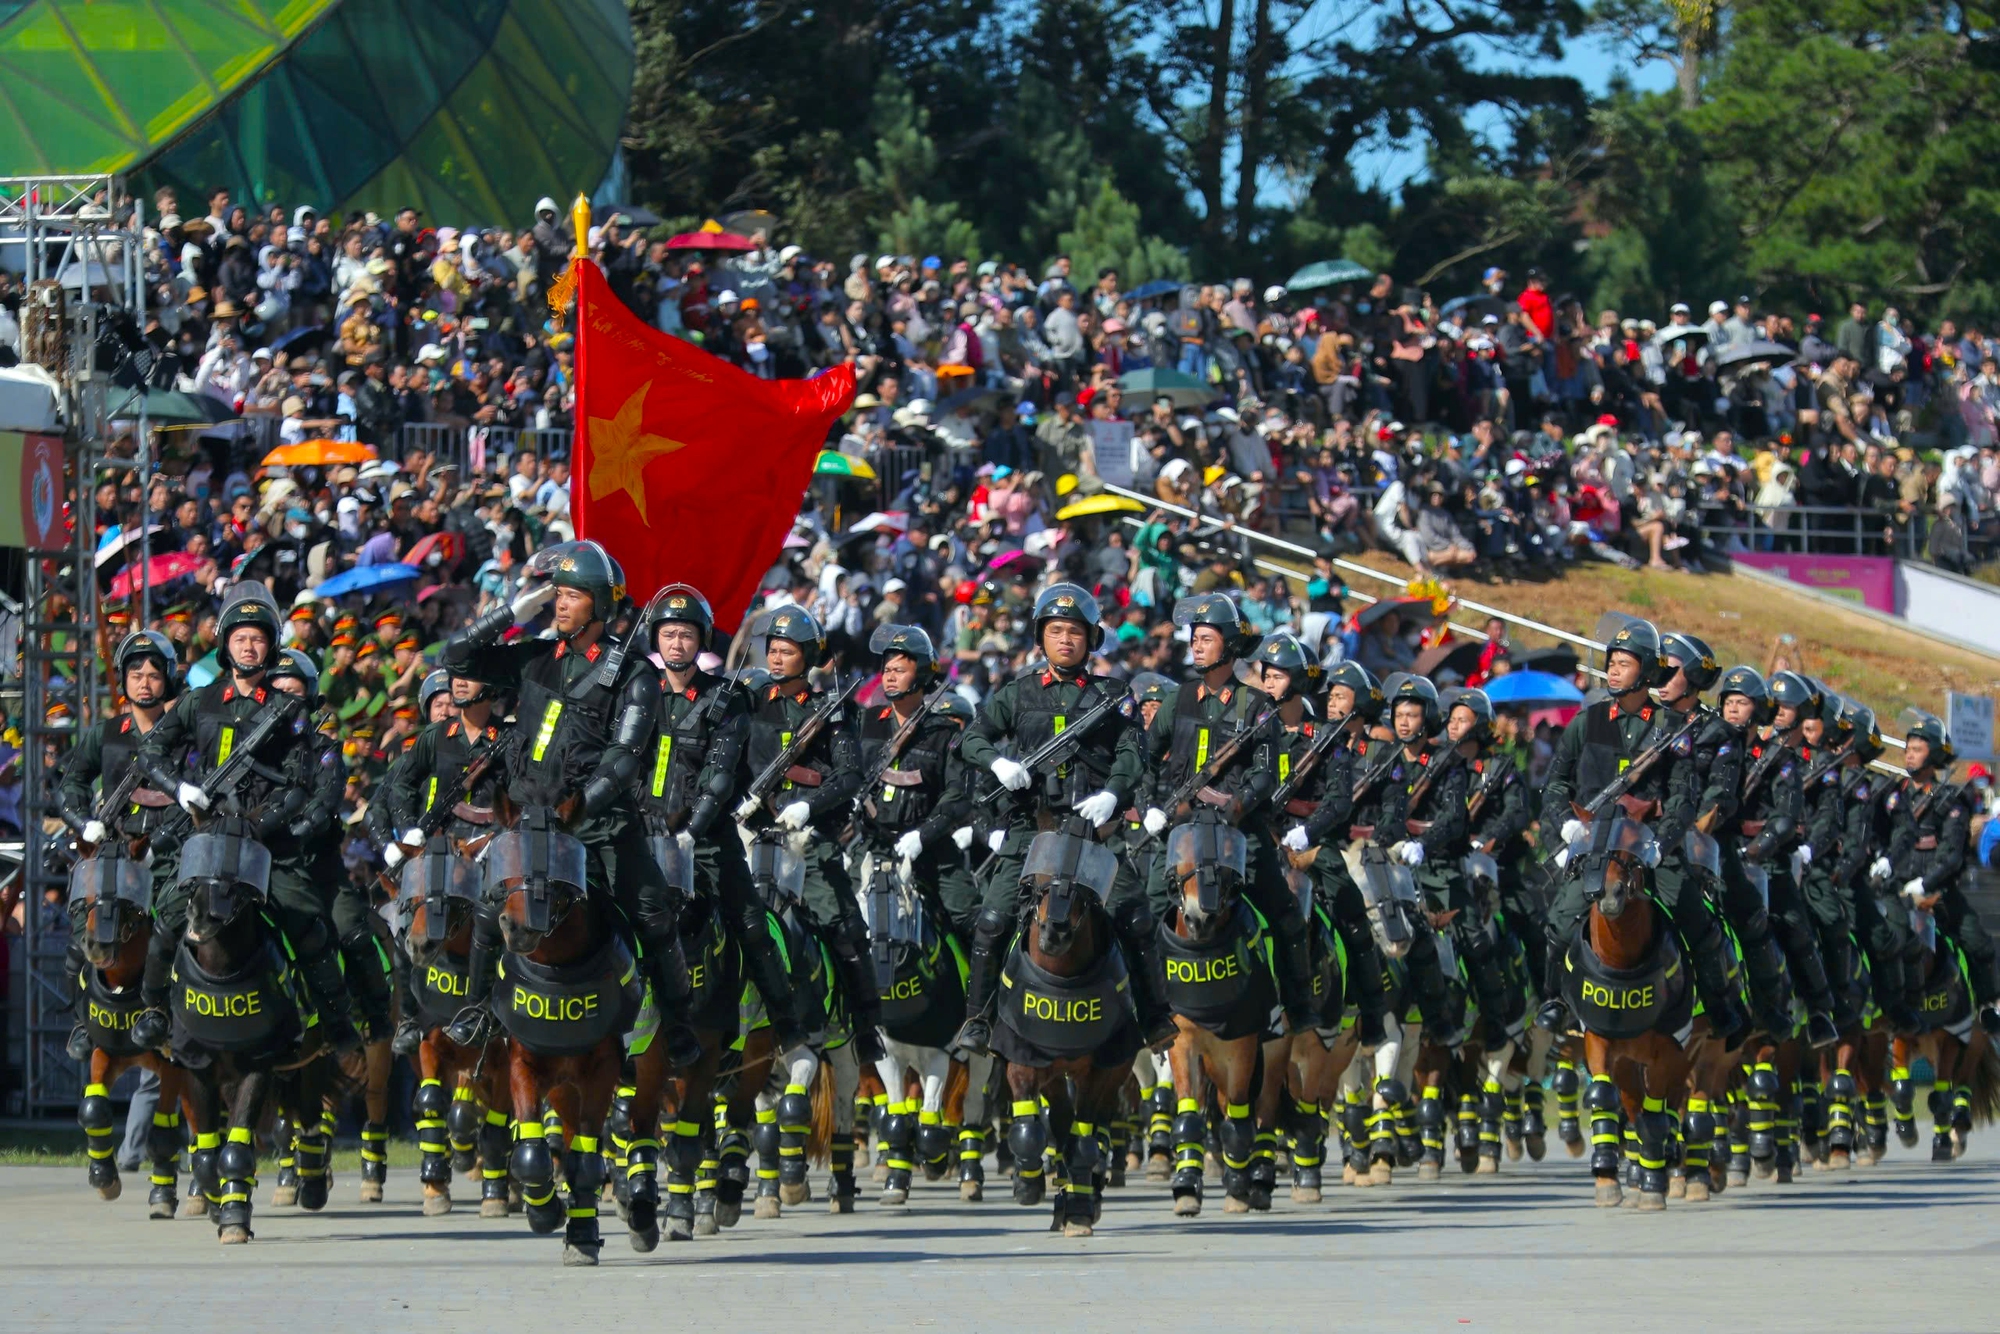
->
<box><xmin>55</xmin><ymin>631</ymin><xmax>183</xmax><ymax>1059</ymax></box>
<box><xmin>641</xmin><ymin>585</ymin><xmax>807</xmax><ymax>1051</ymax></box>
<box><xmin>733</xmin><ymin>604</ymin><xmax>884</xmax><ymax>1061</ymax></box>
<box><xmin>950</xmin><ymin>583</ymin><xmax>1171</xmax><ymax>1057</ymax></box>
<box><xmin>132</xmin><ymin>585</ymin><xmax>364</xmax><ymax>1050</ymax></box>
<box><xmin>438</xmin><ymin>541</ymin><xmax>703</xmax><ymax>1067</ymax></box>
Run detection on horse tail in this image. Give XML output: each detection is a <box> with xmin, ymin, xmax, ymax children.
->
<box><xmin>808</xmin><ymin>1056</ymin><xmax>837</xmax><ymax>1167</ymax></box>
<box><xmin>942</xmin><ymin>1058</ymin><xmax>970</xmax><ymax>1125</ymax></box>
<box><xmin>1967</xmin><ymin>1031</ymin><xmax>2000</xmax><ymax>1127</ymax></box>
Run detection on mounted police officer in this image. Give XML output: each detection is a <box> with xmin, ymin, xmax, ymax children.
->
<box><xmin>852</xmin><ymin>624</ymin><xmax>976</xmax><ymax>941</ymax></box>
<box><xmin>1797</xmin><ymin>687</ymin><xmax>1867</xmax><ymax>1031</ymax></box>
<box><xmin>642</xmin><ymin>584</ymin><xmax>807</xmax><ymax>1051</ymax></box>
<box><xmin>131</xmin><ymin>583</ymin><xmax>364</xmax><ymax>1050</ymax></box>
<box><xmin>1432</xmin><ymin>685</ymin><xmax>1530</xmax><ymax>1043</ymax></box>
<box><xmin>438</xmin><ymin>541</ymin><xmax>704</xmax><ymax>1068</ymax></box>
<box><xmin>374</xmin><ymin>656</ymin><xmax>509</xmax><ymax>1055</ymax></box>
<box><xmin>733</xmin><ymin>604</ymin><xmax>884</xmax><ymax>1062</ymax></box>
<box><xmin>1453</xmin><ymin>688</ymin><xmax>1542</xmax><ymax>1004</ymax></box>
<box><xmin>1818</xmin><ymin>704</ymin><xmax>1913</xmax><ymax>1027</ymax></box>
<box><xmin>1273</xmin><ymin>658</ymin><xmax>1399</xmax><ymax>1043</ymax></box>
<box><xmin>1875</xmin><ymin>714</ymin><xmax>2000</xmax><ymax>1033</ymax></box>
<box><xmin>56</xmin><ymin>630</ymin><xmax>182</xmax><ymax>1059</ymax></box>
<box><xmin>1141</xmin><ymin>592</ymin><xmax>1318</xmax><ymax>1033</ymax></box>
<box><xmin>949</xmin><ymin>582</ymin><xmax>1171</xmax><ymax>1057</ymax></box>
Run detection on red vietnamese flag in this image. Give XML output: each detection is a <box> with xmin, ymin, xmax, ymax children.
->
<box><xmin>570</xmin><ymin>259</ymin><xmax>854</xmax><ymax>630</ymax></box>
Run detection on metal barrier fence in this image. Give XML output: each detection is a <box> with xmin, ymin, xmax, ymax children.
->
<box><xmin>1695</xmin><ymin>503</ymin><xmax>1918</xmax><ymax>559</ymax></box>
<box><xmin>393</xmin><ymin>423</ymin><xmax>570</xmax><ymax>473</ymax></box>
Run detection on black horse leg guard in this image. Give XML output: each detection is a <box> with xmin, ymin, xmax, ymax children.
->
<box><xmin>1010</xmin><ymin>1098</ymin><xmax>1050</xmax><ymax>1205</ymax></box>
<box><xmin>1216</xmin><ymin>1100</ymin><xmax>1256</xmax><ymax>1199</ymax></box>
<box><xmin>80</xmin><ymin>1079</ymin><xmax>118</xmax><ymax>1191</ymax></box>
<box><xmin>958</xmin><ymin>1125</ymin><xmax>986</xmax><ymax>1188</ymax></box>
<box><xmin>880</xmin><ymin>1096</ymin><xmax>915</xmax><ymax>1201</ymax></box>
<box><xmin>1635</xmin><ymin>1096</ymin><xmax>1672</xmax><ymax>1197</ymax></box>
<box><xmin>1169</xmin><ymin>1097</ymin><xmax>1205</xmax><ymax>1197</ymax></box>
<box><xmin>1341</xmin><ymin>1091</ymin><xmax>1371</xmax><ymax>1174</ymax></box>
<box><xmin>1417</xmin><ymin>1082</ymin><xmax>1447</xmax><ymax>1165</ymax></box>
<box><xmin>563</xmin><ymin>1133</ymin><xmax>605</xmax><ymax>1254</ymax></box>
<box><xmin>293</xmin><ymin>1109</ymin><xmax>332</xmax><ymax>1211</ymax></box>
<box><xmin>1825</xmin><ymin>1067</ymin><xmax>1858</xmax><ymax>1152</ymax></box>
<box><xmin>146</xmin><ymin>1105</ymin><xmax>183</xmax><ymax>1208</ymax></box>
<box><xmin>1479</xmin><ymin>1080</ymin><xmax>1506</xmax><ymax>1161</ymax></box>
<box><xmin>1290</xmin><ymin>1098</ymin><xmax>1327</xmax><ymax>1190</ymax></box>
<box><xmin>215</xmin><ymin>1127</ymin><xmax>258</xmax><ymax>1236</ymax></box>
<box><xmin>1682</xmin><ymin>1097</ymin><xmax>1716</xmax><ymax>1186</ymax></box>
<box><xmin>623</xmin><ymin>1133</ymin><xmax>660</xmax><ymax>1244</ymax></box>
<box><xmin>1746</xmin><ymin>1060</ymin><xmax>1779</xmax><ymax>1161</ymax></box>
<box><xmin>479</xmin><ymin>1109</ymin><xmax>511</xmax><ymax>1208</ymax></box>
<box><xmin>752</xmin><ymin>1103</ymin><xmax>783</xmax><ymax>1209</ymax></box>
<box><xmin>662</xmin><ymin>1113</ymin><xmax>701</xmax><ymax>1239</ymax></box>
<box><xmin>1552</xmin><ymin>1059</ymin><xmax>1582</xmax><ymax>1145</ymax></box>
<box><xmin>445</xmin><ymin>1086</ymin><xmax>482</xmax><ymax>1175</ymax></box>
<box><xmin>512</xmin><ymin>1123</ymin><xmax>562</xmax><ymax>1232</ymax></box>
<box><xmin>414</xmin><ymin>1077</ymin><xmax>451</xmax><ymax>1186</ymax></box>
<box><xmin>1147</xmin><ymin>1085</ymin><xmax>1173</xmax><ymax>1159</ymax></box>
<box><xmin>778</xmin><ymin>1081</ymin><xmax>813</xmax><ymax>1190</ymax></box>
<box><xmin>1586</xmin><ymin>1073</ymin><xmax>1623</xmax><ymax>1177</ymax></box>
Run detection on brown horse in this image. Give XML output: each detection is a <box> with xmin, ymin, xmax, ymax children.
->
<box><xmin>69</xmin><ymin>861</ymin><xmax>196</xmax><ymax>1218</ymax></box>
<box><xmin>1890</xmin><ymin>928</ymin><xmax>2000</xmax><ymax>1161</ymax></box>
<box><xmin>490</xmin><ymin>811</ymin><xmax>669</xmax><ymax>1266</ymax></box>
<box><xmin>1256</xmin><ymin>873</ymin><xmax>1359</xmax><ymax>1204</ymax></box>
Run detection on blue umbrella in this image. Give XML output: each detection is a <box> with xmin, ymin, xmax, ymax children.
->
<box><xmin>1482</xmin><ymin>669</ymin><xmax>1584</xmax><ymax>705</ymax></box>
<box><xmin>186</xmin><ymin>650</ymin><xmax>221</xmax><ymax>690</ymax></box>
<box><xmin>315</xmin><ymin>562</ymin><xmax>422</xmax><ymax>599</ymax></box>
<box><xmin>1122</xmin><ymin>279</ymin><xmax>1183</xmax><ymax>303</ymax></box>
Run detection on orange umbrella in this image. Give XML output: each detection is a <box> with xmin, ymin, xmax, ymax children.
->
<box><xmin>262</xmin><ymin>438</ymin><xmax>378</xmax><ymax>467</ymax></box>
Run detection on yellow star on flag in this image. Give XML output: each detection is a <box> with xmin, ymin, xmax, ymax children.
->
<box><xmin>586</xmin><ymin>382</ymin><xmax>687</xmax><ymax>525</ymax></box>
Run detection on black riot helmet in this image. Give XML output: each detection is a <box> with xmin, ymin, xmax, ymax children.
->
<box><xmin>755</xmin><ymin>604</ymin><xmax>825</xmax><ymax>682</ymax></box>
<box><xmin>1032</xmin><ymin>582</ymin><xmax>1104</xmax><ymax>651</ymax></box>
<box><xmin>1173</xmin><ymin>591</ymin><xmax>1254</xmax><ymax>659</ymax></box>
<box><xmin>1660</xmin><ymin>631</ymin><xmax>1720</xmax><ymax>695</ymax></box>
<box><xmin>869</xmin><ymin>623</ymin><xmax>937</xmax><ymax>699</ymax></box>
<box><xmin>1130</xmin><ymin>671</ymin><xmax>1177</xmax><ymax>709</ymax></box>
<box><xmin>439</xmin><ymin>636</ymin><xmax>502</xmax><ymax>705</ymax></box>
<box><xmin>539</xmin><ymin>540</ymin><xmax>626</xmax><ymax>627</ymax></box>
<box><xmin>1322</xmin><ymin>661</ymin><xmax>1382</xmax><ymax>719</ymax></box>
<box><xmin>1383</xmin><ymin>671</ymin><xmax>1441</xmax><ymax>735</ymax></box>
<box><xmin>418</xmin><ymin>668</ymin><xmax>452</xmax><ymax>720</ymax></box>
<box><xmin>1905</xmin><ymin>712</ymin><xmax>1955</xmax><ymax>769</ymax></box>
<box><xmin>1247</xmin><ymin>630</ymin><xmax>1311</xmax><ymax>699</ymax></box>
<box><xmin>114</xmin><ymin>630</ymin><xmax>180</xmax><ymax>704</ymax></box>
<box><xmin>266</xmin><ymin>647</ymin><xmax>321</xmax><ymax>704</ymax></box>
<box><xmin>646</xmin><ymin>583</ymin><xmax>716</xmax><ymax>672</ymax></box>
<box><xmin>1767</xmin><ymin>670</ymin><xmax>1821</xmax><ymax>723</ymax></box>
<box><xmin>216</xmin><ymin>581</ymin><xmax>281</xmax><ymax>675</ymax></box>
<box><xmin>1715</xmin><ymin>665</ymin><xmax>1772</xmax><ymax>726</ymax></box>
<box><xmin>1842</xmin><ymin>701</ymin><xmax>1884</xmax><ymax>763</ymax></box>
<box><xmin>1441</xmin><ymin>685</ymin><xmax>1494</xmax><ymax>744</ymax></box>
<box><xmin>1603</xmin><ymin>617</ymin><xmax>1669</xmax><ymax>689</ymax></box>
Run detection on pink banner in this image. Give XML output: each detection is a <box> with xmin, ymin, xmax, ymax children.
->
<box><xmin>1732</xmin><ymin>552</ymin><xmax>1900</xmax><ymax>613</ymax></box>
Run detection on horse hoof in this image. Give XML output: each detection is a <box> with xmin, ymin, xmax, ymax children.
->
<box><xmin>359</xmin><ymin>1180</ymin><xmax>384</xmax><ymax>1204</ymax></box>
<box><xmin>1063</xmin><ymin>1221</ymin><xmax>1093</xmax><ymax>1238</ymax></box>
<box><xmin>1751</xmin><ymin>1158</ymin><xmax>1774</xmax><ymax>1180</ymax></box>
<box><xmin>423</xmin><ymin>1192</ymin><xmax>453</xmax><ymax>1217</ymax></box>
<box><xmin>827</xmin><ymin>1195</ymin><xmax>854</xmax><ymax>1216</ymax></box>
<box><xmin>780</xmin><ymin>1181</ymin><xmax>810</xmax><ymax>1206</ymax></box>
<box><xmin>1416</xmin><ymin>1161</ymin><xmax>1440</xmax><ymax>1183</ymax></box>
<box><xmin>219</xmin><ymin>1225</ymin><xmax>251</xmax><ymax>1245</ymax></box>
<box><xmin>754</xmin><ymin>1196</ymin><xmax>782</xmax><ymax>1220</ymax></box>
<box><xmin>1204</xmin><ymin>1152</ymin><xmax>1222</xmax><ymax>1176</ymax></box>
<box><xmin>1475</xmin><ymin>1155</ymin><xmax>1499</xmax><ymax>1176</ymax></box>
<box><xmin>1526</xmin><ymin>1135</ymin><xmax>1547</xmax><ymax>1162</ymax></box>
<box><xmin>1368</xmin><ymin>1161</ymin><xmax>1393</xmax><ymax>1186</ymax></box>
<box><xmin>148</xmin><ymin>1196</ymin><xmax>177</xmax><ymax>1220</ymax></box>
<box><xmin>716</xmin><ymin>1200</ymin><xmax>741</xmax><ymax>1228</ymax></box>
<box><xmin>1685</xmin><ymin>1179</ymin><xmax>1711</xmax><ymax>1202</ymax></box>
<box><xmin>1505</xmin><ymin>1139</ymin><xmax>1523</xmax><ymax>1162</ymax></box>
<box><xmin>1594</xmin><ymin>1181</ymin><xmax>1623</xmax><ymax>1208</ymax></box>
<box><xmin>630</xmin><ymin>1226</ymin><xmax>660</xmax><ymax>1254</ymax></box>
<box><xmin>1667</xmin><ymin>1175</ymin><xmax>1687</xmax><ymax>1199</ymax></box>
<box><xmin>95</xmin><ymin>1178</ymin><xmax>122</xmax><ymax>1202</ymax></box>
<box><xmin>1292</xmin><ymin>1186</ymin><xmax>1322</xmax><ymax>1205</ymax></box>
<box><xmin>1636</xmin><ymin>1191</ymin><xmax>1666</xmax><ymax>1212</ymax></box>
<box><xmin>179</xmin><ymin>1195</ymin><xmax>210</xmax><ymax>1220</ymax></box>
<box><xmin>1145</xmin><ymin>1155</ymin><xmax>1172</xmax><ymax>1182</ymax></box>
<box><xmin>562</xmin><ymin>1244</ymin><xmax>600</xmax><ymax>1267</ymax></box>
<box><xmin>1222</xmin><ymin>1194</ymin><xmax>1250</xmax><ymax>1214</ymax></box>
<box><xmin>960</xmin><ymin>1180</ymin><xmax>984</xmax><ymax>1202</ymax></box>
<box><xmin>1828</xmin><ymin>1150</ymin><xmax>1851</xmax><ymax>1170</ymax></box>
<box><xmin>870</xmin><ymin>1163</ymin><xmax>890</xmax><ymax>1183</ymax></box>
<box><xmin>878</xmin><ymin>1187</ymin><xmax>908</xmax><ymax>1207</ymax></box>
<box><xmin>269</xmin><ymin>1185</ymin><xmax>298</xmax><ymax>1208</ymax></box>
<box><xmin>1726</xmin><ymin>1170</ymin><xmax>1748</xmax><ymax>1189</ymax></box>
<box><xmin>480</xmin><ymin>1197</ymin><xmax>509</xmax><ymax>1219</ymax></box>
<box><xmin>1564</xmin><ymin>1138</ymin><xmax>1586</xmax><ymax>1160</ymax></box>
<box><xmin>1341</xmin><ymin>1162</ymin><xmax>1357</xmax><ymax>1186</ymax></box>
<box><xmin>693</xmin><ymin>1211</ymin><xmax>719</xmax><ymax>1236</ymax></box>
<box><xmin>1173</xmin><ymin>1194</ymin><xmax>1201</xmax><ymax>1217</ymax></box>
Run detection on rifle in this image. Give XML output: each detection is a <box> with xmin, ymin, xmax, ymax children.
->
<box><xmin>1266</xmin><ymin>710</ymin><xmax>1354</xmax><ymax>814</ymax></box>
<box><xmin>1349</xmin><ymin>737</ymin><xmax>1403</xmax><ymax>807</ymax></box>
<box><xmin>1581</xmin><ymin>707</ymin><xmax>1703</xmax><ymax>821</ymax></box>
<box><xmin>976</xmin><ymin>683</ymin><xmax>1128</xmax><ymax>805</ymax></box>
<box><xmin>155</xmin><ymin>693</ymin><xmax>303</xmax><ymax>838</ymax></box>
<box><xmin>738</xmin><ymin>674</ymin><xmax>863</xmax><ymax>818</ymax></box>
<box><xmin>1154</xmin><ymin>704</ymin><xmax>1278</xmax><ymax>828</ymax></box>
<box><xmin>377</xmin><ymin>744</ymin><xmax>498</xmax><ymax>898</ymax></box>
<box><xmin>83</xmin><ymin>755</ymin><xmax>147</xmax><ymax>853</ymax></box>
<box><xmin>854</xmin><ymin>683</ymin><xmax>953</xmax><ymax>818</ymax></box>
<box><xmin>1400</xmin><ymin>745</ymin><xmax>1465</xmax><ymax>832</ymax></box>
<box><xmin>1463</xmin><ymin>753</ymin><xmax>1511</xmax><ymax>829</ymax></box>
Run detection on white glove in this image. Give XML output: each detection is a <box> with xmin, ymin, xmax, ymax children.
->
<box><xmin>1901</xmin><ymin>877</ymin><xmax>1928</xmax><ymax>902</ymax></box>
<box><xmin>400</xmin><ymin>828</ymin><xmax>424</xmax><ymax>850</ymax></box>
<box><xmin>1143</xmin><ymin>807</ymin><xmax>1168</xmax><ymax>837</ymax></box>
<box><xmin>1075</xmin><ymin>790</ymin><xmax>1119</xmax><ymax>825</ymax></box>
<box><xmin>952</xmin><ymin>826</ymin><xmax>974</xmax><ymax>851</ymax></box>
<box><xmin>733</xmin><ymin>796</ymin><xmax>760</xmax><ymax>823</ymax></box>
<box><xmin>1796</xmin><ymin>844</ymin><xmax>1812</xmax><ymax>867</ymax></box>
<box><xmin>1869</xmin><ymin>855</ymin><xmax>1893</xmax><ymax>883</ymax></box>
<box><xmin>894</xmin><ymin>830</ymin><xmax>926</xmax><ymax>861</ymax></box>
<box><xmin>510</xmin><ymin>581</ymin><xmax>556</xmax><ymax>621</ymax></box>
<box><xmin>778</xmin><ymin>801</ymin><xmax>812</xmax><ymax>831</ymax></box>
<box><xmin>989</xmin><ymin>757</ymin><xmax>1031</xmax><ymax>792</ymax></box>
<box><xmin>176</xmin><ymin>781</ymin><xmax>211</xmax><ymax>814</ymax></box>
<box><xmin>676</xmin><ymin>830</ymin><xmax>696</xmax><ymax>858</ymax></box>
<box><xmin>1282</xmin><ymin>825</ymin><xmax>1311</xmax><ymax>853</ymax></box>
<box><xmin>1559</xmin><ymin>818</ymin><xmax>1587</xmax><ymax>846</ymax></box>
<box><xmin>1398</xmin><ymin>840</ymin><xmax>1426</xmax><ymax>867</ymax></box>
<box><xmin>80</xmin><ymin>819</ymin><xmax>105</xmax><ymax>846</ymax></box>
<box><xmin>383</xmin><ymin>842</ymin><xmax>407</xmax><ymax>870</ymax></box>
<box><xmin>988</xmin><ymin>829</ymin><xmax>1006</xmax><ymax>853</ymax></box>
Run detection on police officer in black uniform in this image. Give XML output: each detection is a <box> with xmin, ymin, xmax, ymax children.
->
<box><xmin>1454</xmin><ymin>688</ymin><xmax>1541</xmax><ymax>1003</ymax></box>
<box><xmin>131</xmin><ymin>583</ymin><xmax>363</xmax><ymax>1050</ymax></box>
<box><xmin>1141</xmin><ymin>592</ymin><xmax>1317</xmax><ymax>1032</ymax></box>
<box><xmin>641</xmin><ymin>584</ymin><xmax>807</xmax><ymax>1050</ymax></box>
<box><xmin>1820</xmin><ymin>705</ymin><xmax>1915</xmax><ymax>1028</ymax></box>
<box><xmin>1874</xmin><ymin>714</ymin><xmax>2000</xmax><ymax>1032</ymax></box>
<box><xmin>1797</xmin><ymin>688</ymin><xmax>1867</xmax><ymax>1031</ymax></box>
<box><xmin>56</xmin><ymin>630</ymin><xmax>183</xmax><ymax>1059</ymax></box>
<box><xmin>852</xmin><ymin>624</ymin><xmax>975</xmax><ymax>941</ymax></box>
<box><xmin>1432</xmin><ymin>685</ymin><xmax>1531</xmax><ymax>1042</ymax></box>
<box><xmin>733</xmin><ymin>604</ymin><xmax>884</xmax><ymax>1062</ymax></box>
<box><xmin>439</xmin><ymin>541</ymin><xmax>703</xmax><ymax>1067</ymax></box>
<box><xmin>950</xmin><ymin>582</ymin><xmax>1171</xmax><ymax>1056</ymax></box>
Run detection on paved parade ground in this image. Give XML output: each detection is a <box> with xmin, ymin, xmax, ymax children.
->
<box><xmin>6</xmin><ymin>1138</ymin><xmax>1995</xmax><ymax>1333</ymax></box>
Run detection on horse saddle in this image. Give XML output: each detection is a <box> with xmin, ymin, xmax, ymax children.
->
<box><xmin>1561</xmin><ymin>928</ymin><xmax>1693</xmax><ymax>1044</ymax></box>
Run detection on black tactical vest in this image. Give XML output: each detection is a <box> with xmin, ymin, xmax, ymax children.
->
<box><xmin>744</xmin><ymin>687</ymin><xmax>838</xmax><ymax>790</ymax></box>
<box><xmin>1158</xmin><ymin>900</ymin><xmax>1278</xmax><ymax>1039</ymax></box>
<box><xmin>1577</xmin><ymin>700</ymin><xmax>1656</xmax><ymax>799</ymax></box>
<box><xmin>855</xmin><ymin>705</ymin><xmax>956</xmax><ymax>836</ymax></box>
<box><xmin>1164</xmin><ymin>678</ymin><xmax>1259</xmax><ymax>794</ymax></box>
<box><xmin>189</xmin><ymin>681</ymin><xmax>298</xmax><ymax>807</ymax></box>
<box><xmin>1008</xmin><ymin>675</ymin><xmax>1119</xmax><ymax>804</ymax></box>
<box><xmin>643</xmin><ymin>673</ymin><xmax>734</xmax><ymax>825</ymax></box>
<box><xmin>510</xmin><ymin>646</ymin><xmax>624</xmax><ymax>808</ymax></box>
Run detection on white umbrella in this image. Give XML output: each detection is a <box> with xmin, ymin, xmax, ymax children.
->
<box><xmin>94</xmin><ymin>524</ymin><xmax>164</xmax><ymax>568</ymax></box>
<box><xmin>849</xmin><ymin>511</ymin><xmax>908</xmax><ymax>534</ymax></box>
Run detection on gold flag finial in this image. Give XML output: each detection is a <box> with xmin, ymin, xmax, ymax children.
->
<box><xmin>548</xmin><ymin>194</ymin><xmax>592</xmax><ymax>330</ymax></box>
<box><xmin>571</xmin><ymin>195</ymin><xmax>592</xmax><ymax>255</ymax></box>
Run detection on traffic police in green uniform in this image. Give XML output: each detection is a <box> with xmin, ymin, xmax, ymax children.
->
<box><xmin>949</xmin><ymin>583</ymin><xmax>1171</xmax><ymax>1056</ymax></box>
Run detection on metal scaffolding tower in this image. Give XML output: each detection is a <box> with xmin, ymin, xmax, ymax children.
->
<box><xmin>6</xmin><ymin>174</ymin><xmax>149</xmax><ymax>1114</ymax></box>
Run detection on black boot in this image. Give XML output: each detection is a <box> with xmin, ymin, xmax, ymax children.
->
<box><xmin>828</xmin><ymin>932</ymin><xmax>886</xmax><ymax>1065</ymax></box>
<box><xmin>643</xmin><ymin>930</ymin><xmax>707</xmax><ymax>1069</ymax></box>
<box><xmin>738</xmin><ymin>912</ymin><xmax>810</xmax><ymax>1051</ymax></box>
<box><xmin>1406</xmin><ymin>927</ymin><xmax>1465</xmax><ymax>1046</ymax></box>
<box><xmin>1678</xmin><ymin>912</ymin><xmax>1746</xmax><ymax>1044</ymax></box>
<box><xmin>1339</xmin><ymin>923</ymin><xmax>1391</xmax><ymax>1046</ymax></box>
<box><xmin>1778</xmin><ymin>927</ymin><xmax>1840</xmax><ymax>1048</ymax></box>
<box><xmin>1819</xmin><ymin>934</ymin><xmax>1861</xmax><ymax>1031</ymax></box>
<box><xmin>298</xmin><ymin>946</ymin><xmax>364</xmax><ymax>1053</ymax></box>
<box><xmin>1736</xmin><ymin>922</ymin><xmax>1794</xmax><ymax>1035</ymax></box>
<box><xmin>63</xmin><ymin>939</ymin><xmax>91</xmax><ymax>1060</ymax></box>
<box><xmin>1114</xmin><ymin>906</ymin><xmax>1179</xmax><ymax>1052</ymax></box>
<box><xmin>1457</xmin><ymin>924</ymin><xmax>1525</xmax><ymax>1046</ymax></box>
<box><xmin>1270</xmin><ymin>911</ymin><xmax>1321</xmax><ymax>1032</ymax></box>
<box><xmin>128</xmin><ymin>930</ymin><xmax>176</xmax><ymax>1050</ymax></box>
<box><xmin>340</xmin><ymin>929</ymin><xmax>395</xmax><ymax>1045</ymax></box>
<box><xmin>390</xmin><ymin>940</ymin><xmax>422</xmax><ymax>1056</ymax></box>
<box><xmin>948</xmin><ymin>910</ymin><xmax>1009</xmax><ymax>1059</ymax></box>
<box><xmin>444</xmin><ymin>928</ymin><xmax>499</xmax><ymax>1049</ymax></box>
<box><xmin>1867</xmin><ymin>947</ymin><xmax>1919</xmax><ymax>1032</ymax></box>
<box><xmin>1535</xmin><ymin>943</ymin><xmax>1572</xmax><ymax>1034</ymax></box>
